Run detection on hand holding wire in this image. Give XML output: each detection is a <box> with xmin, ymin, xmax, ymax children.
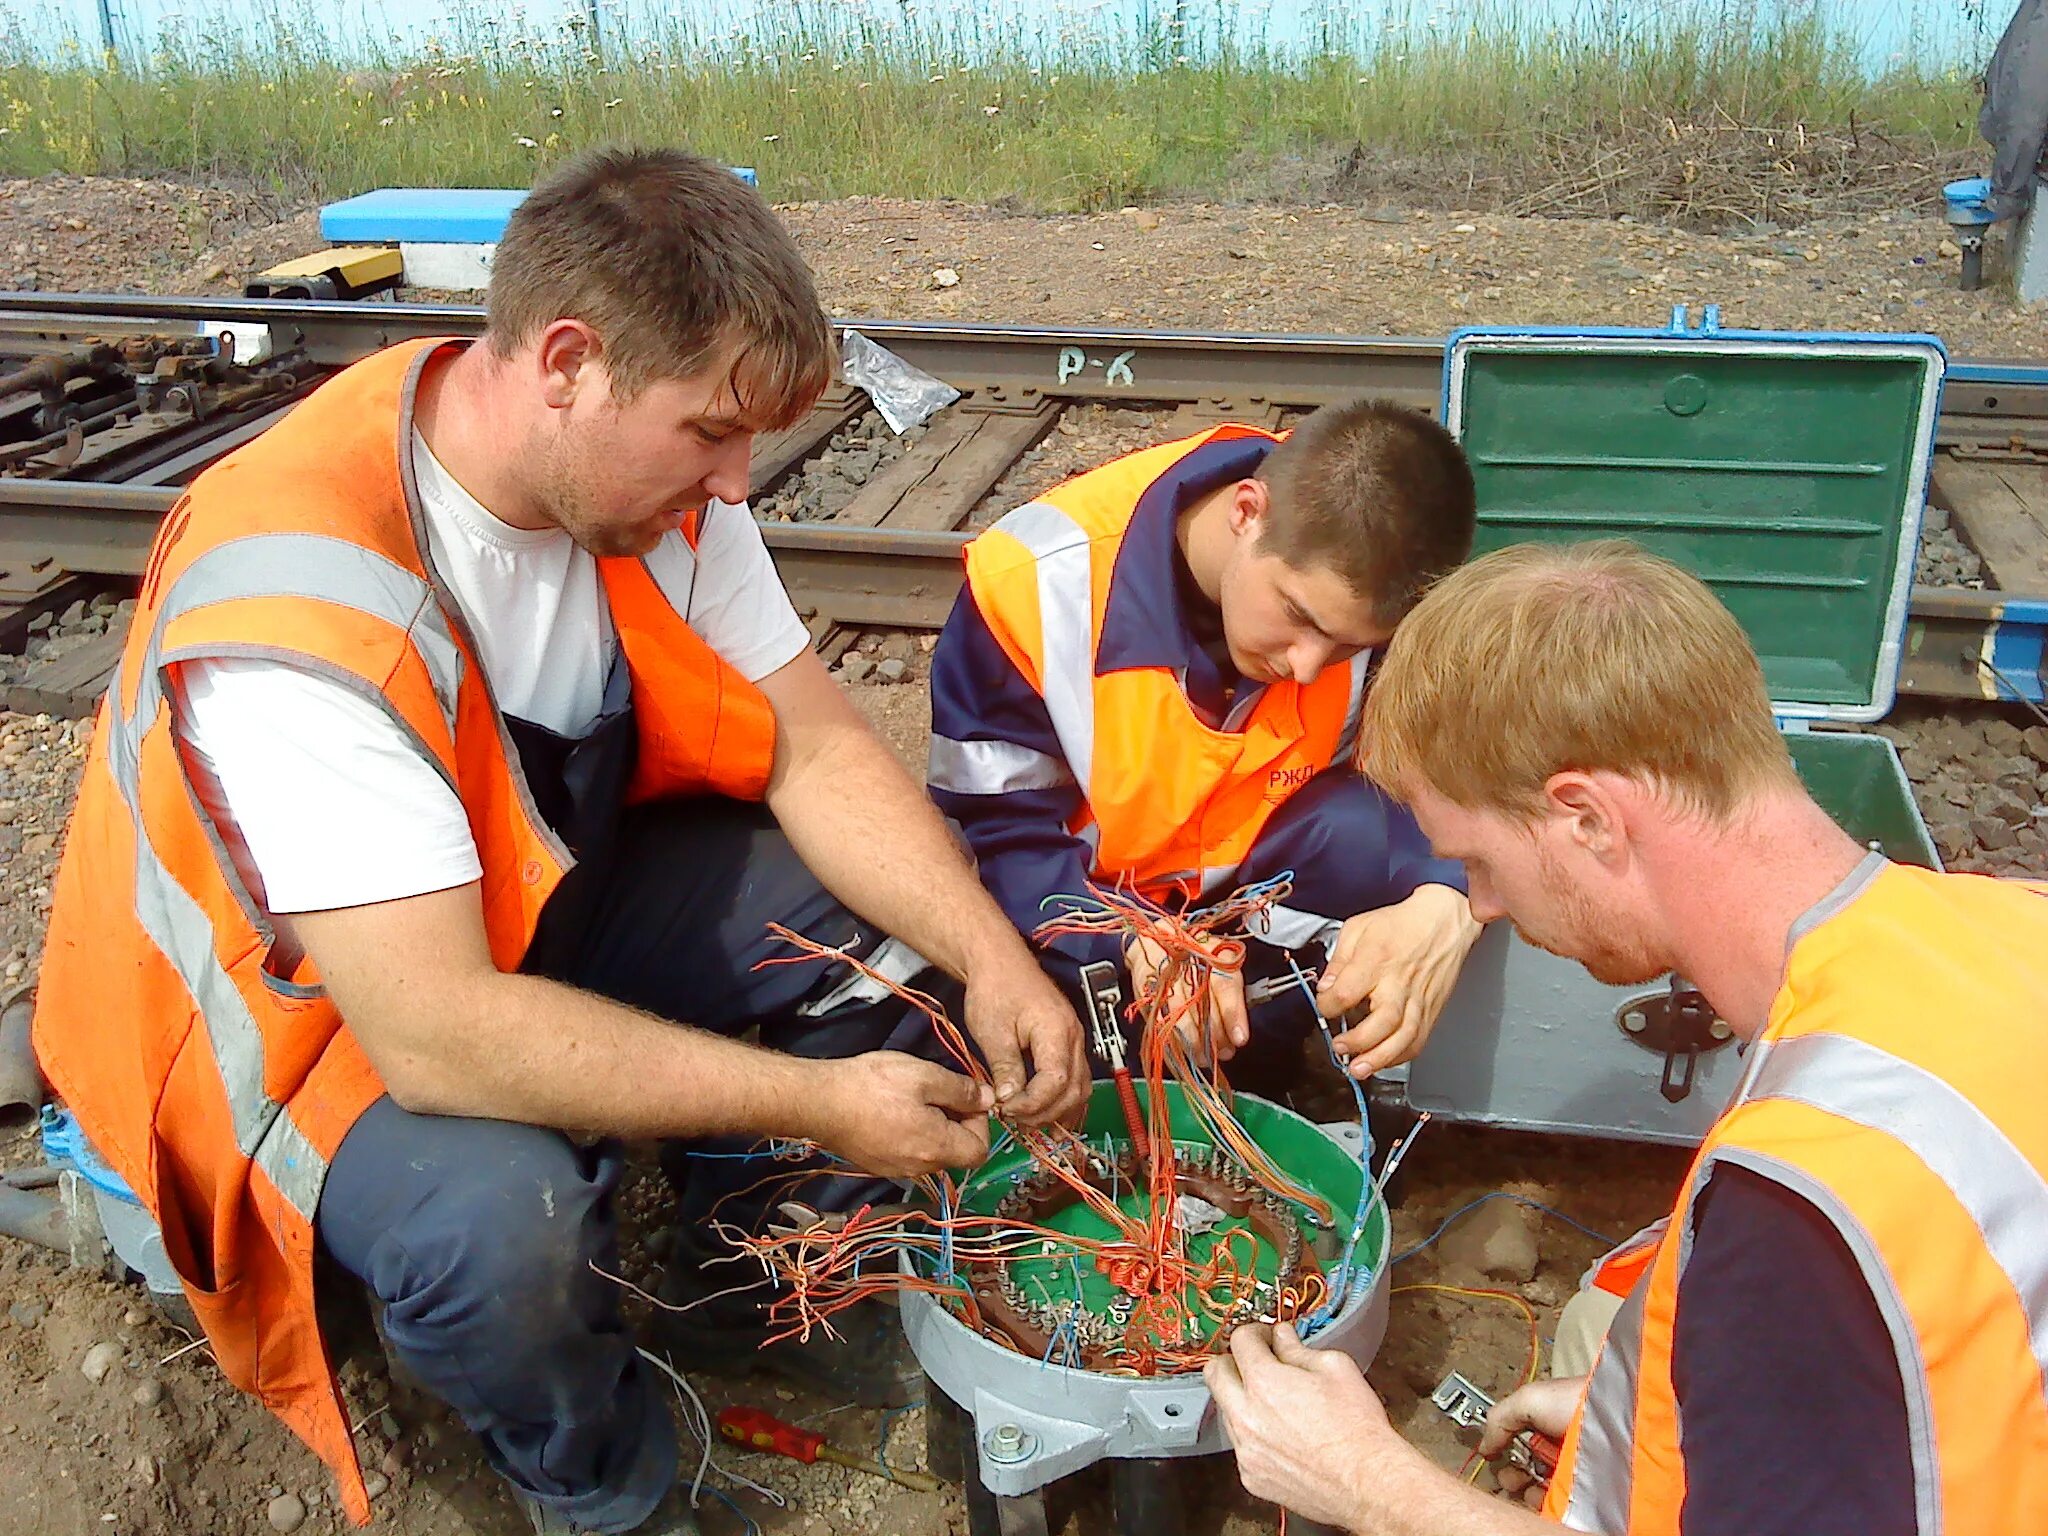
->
<box><xmin>807</xmin><ymin>1052</ymin><xmax>993</xmax><ymax>1180</ymax></box>
<box><xmin>1204</xmin><ymin>1321</ymin><xmax>1390</xmax><ymax>1531</ymax></box>
<box><xmin>1318</xmin><ymin>884</ymin><xmax>1484</xmax><ymax>1077</ymax></box>
<box><xmin>961</xmin><ymin>953</ymin><xmax>1090</xmax><ymax>1126</ymax></box>
<box><xmin>1478</xmin><ymin>1377</ymin><xmax>1580</xmax><ymax>1507</ymax></box>
<box><xmin>1126</xmin><ymin>929</ymin><xmax>1250</xmax><ymax>1062</ymax></box>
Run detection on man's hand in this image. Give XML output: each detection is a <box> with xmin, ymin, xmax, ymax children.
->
<box><xmin>961</xmin><ymin>950</ymin><xmax>1089</xmax><ymax>1126</ymax></box>
<box><xmin>1207</xmin><ymin>1323</ymin><xmax>1558</xmax><ymax>1536</ymax></box>
<box><xmin>804</xmin><ymin>1052</ymin><xmax>995</xmax><ymax>1179</ymax></box>
<box><xmin>755</xmin><ymin>650</ymin><xmax>1087</xmax><ymax>1125</ymax></box>
<box><xmin>1478</xmin><ymin>1375</ymin><xmax>1582</xmax><ymax>1509</ymax></box>
<box><xmin>1319</xmin><ymin>884</ymin><xmax>1483</xmax><ymax>1077</ymax></box>
<box><xmin>1128</xmin><ymin>934</ymin><xmax>1250</xmax><ymax>1062</ymax></box>
<box><xmin>1205</xmin><ymin>1322</ymin><xmax>1390</xmax><ymax>1527</ymax></box>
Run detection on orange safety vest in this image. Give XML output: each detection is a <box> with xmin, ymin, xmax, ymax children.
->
<box><xmin>950</xmin><ymin>426</ymin><xmax>1370</xmax><ymax>906</ymax></box>
<box><xmin>1582</xmin><ymin>1221</ymin><xmax>1667</xmax><ymax>1300</ymax></box>
<box><xmin>30</xmin><ymin>338</ymin><xmax>777</xmax><ymax>1524</ymax></box>
<box><xmin>1543</xmin><ymin>857</ymin><xmax>2048</xmax><ymax>1535</ymax></box>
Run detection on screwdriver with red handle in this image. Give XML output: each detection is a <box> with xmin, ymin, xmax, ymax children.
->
<box><xmin>714</xmin><ymin>1405</ymin><xmax>943</xmax><ymax>1492</ymax></box>
<box><xmin>1076</xmin><ymin>960</ymin><xmax>1151</xmax><ymax>1160</ymax></box>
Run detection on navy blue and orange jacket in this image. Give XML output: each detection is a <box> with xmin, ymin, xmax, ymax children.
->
<box><xmin>927</xmin><ymin>427</ymin><xmax>1459</xmax><ymax>977</ymax></box>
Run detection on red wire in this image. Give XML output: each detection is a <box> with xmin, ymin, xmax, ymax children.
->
<box><xmin>718</xmin><ymin>891</ymin><xmax>1327</xmax><ymax>1369</ymax></box>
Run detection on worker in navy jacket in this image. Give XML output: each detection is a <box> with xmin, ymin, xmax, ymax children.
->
<box><xmin>928</xmin><ymin>400</ymin><xmax>1484</xmax><ymax>1092</ymax></box>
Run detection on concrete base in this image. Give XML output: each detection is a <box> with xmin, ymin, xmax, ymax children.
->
<box><xmin>399</xmin><ymin>241</ymin><xmax>496</xmax><ymax>291</ymax></box>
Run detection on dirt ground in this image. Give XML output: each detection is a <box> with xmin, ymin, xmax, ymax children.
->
<box><xmin>0</xmin><ymin>168</ymin><xmax>2040</xmax><ymax>1535</ymax></box>
<box><xmin>4</xmin><ymin>170</ymin><xmax>2042</xmax><ymax>356</ymax></box>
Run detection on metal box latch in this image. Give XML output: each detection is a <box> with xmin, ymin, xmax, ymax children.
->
<box><xmin>1617</xmin><ymin>977</ymin><xmax>1735</xmax><ymax>1103</ymax></box>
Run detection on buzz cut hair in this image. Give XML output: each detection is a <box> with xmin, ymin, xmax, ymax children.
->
<box><xmin>1255</xmin><ymin>399</ymin><xmax>1477</xmax><ymax>623</ymax></box>
<box><xmin>486</xmin><ymin>144</ymin><xmax>834</xmax><ymax>429</ymax></box>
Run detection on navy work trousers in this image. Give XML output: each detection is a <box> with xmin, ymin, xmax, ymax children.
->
<box><xmin>315</xmin><ymin>797</ymin><xmax>924</xmax><ymax>1532</ymax></box>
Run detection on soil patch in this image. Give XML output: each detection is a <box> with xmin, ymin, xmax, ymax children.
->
<box><xmin>0</xmin><ymin>169</ymin><xmax>2042</xmax><ymax>1534</ymax></box>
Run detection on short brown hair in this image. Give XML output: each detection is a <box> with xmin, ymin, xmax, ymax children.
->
<box><xmin>1359</xmin><ymin>540</ymin><xmax>1798</xmax><ymax>820</ymax></box>
<box><xmin>1257</xmin><ymin>399</ymin><xmax>1475</xmax><ymax>621</ymax></box>
<box><xmin>487</xmin><ymin>145</ymin><xmax>833</xmax><ymax>427</ymax></box>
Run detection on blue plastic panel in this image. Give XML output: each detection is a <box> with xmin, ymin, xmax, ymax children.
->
<box><xmin>320</xmin><ymin>169</ymin><xmax>761</xmax><ymax>245</ymax></box>
<box><xmin>320</xmin><ymin>188</ymin><xmax>528</xmax><ymax>244</ymax></box>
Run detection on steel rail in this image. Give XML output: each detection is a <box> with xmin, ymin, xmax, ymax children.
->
<box><xmin>0</xmin><ymin>292</ymin><xmax>1448</xmax><ymax>409</ymax></box>
<box><xmin>0</xmin><ymin>471</ymin><xmax>2036</xmax><ymax>704</ymax></box>
<box><xmin>0</xmin><ymin>293</ymin><xmax>2044</xmax><ymax>705</ymax></box>
<box><xmin>6</xmin><ymin>293</ymin><xmax>2048</xmax><ymax>429</ymax></box>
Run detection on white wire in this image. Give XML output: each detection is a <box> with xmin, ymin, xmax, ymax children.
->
<box><xmin>635</xmin><ymin>1347</ymin><xmax>790</xmax><ymax>1510</ymax></box>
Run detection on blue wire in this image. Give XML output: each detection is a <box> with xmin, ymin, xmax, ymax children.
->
<box><xmin>936</xmin><ymin>1177</ymin><xmax>957</xmax><ymax>1284</ymax></box>
<box><xmin>701</xmin><ymin>1486</ymin><xmax>760</xmax><ymax>1536</ymax></box>
<box><xmin>1284</xmin><ymin>955</ymin><xmax>1375</xmax><ymax>1334</ymax></box>
<box><xmin>1065</xmin><ymin>1258</ymin><xmax>1086</xmax><ymax>1369</ymax></box>
<box><xmin>676</xmin><ymin>1146</ymin><xmax>785</xmax><ymax>1161</ymax></box>
<box><xmin>876</xmin><ymin>1397</ymin><xmax>922</xmax><ymax>1470</ymax></box>
<box><xmin>1390</xmin><ymin>1192</ymin><xmax>1618</xmax><ymax>1267</ymax></box>
<box><xmin>677</xmin><ymin>1138</ymin><xmax>846</xmax><ymax>1163</ymax></box>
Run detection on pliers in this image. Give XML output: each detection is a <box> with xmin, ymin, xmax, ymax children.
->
<box><xmin>1243</xmin><ymin>966</ymin><xmax>1320</xmax><ymax>1009</ymax></box>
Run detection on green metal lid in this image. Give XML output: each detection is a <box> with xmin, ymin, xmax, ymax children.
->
<box><xmin>1443</xmin><ymin>310</ymin><xmax>1946</xmax><ymax>722</ymax></box>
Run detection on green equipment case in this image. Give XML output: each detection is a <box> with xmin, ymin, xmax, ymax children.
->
<box><xmin>1402</xmin><ymin>307</ymin><xmax>1945</xmax><ymax>1143</ymax></box>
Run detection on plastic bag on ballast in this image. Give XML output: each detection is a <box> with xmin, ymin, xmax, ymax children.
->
<box><xmin>840</xmin><ymin>328</ymin><xmax>960</xmax><ymax>434</ymax></box>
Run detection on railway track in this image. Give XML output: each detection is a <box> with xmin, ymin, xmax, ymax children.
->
<box><xmin>0</xmin><ymin>291</ymin><xmax>2044</xmax><ymax>714</ymax></box>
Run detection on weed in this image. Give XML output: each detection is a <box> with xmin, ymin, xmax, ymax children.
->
<box><xmin>0</xmin><ymin>1</ymin><xmax>1994</xmax><ymax>218</ymax></box>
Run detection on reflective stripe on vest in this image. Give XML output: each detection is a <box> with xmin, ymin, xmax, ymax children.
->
<box><xmin>928</xmin><ymin>734</ymin><xmax>1075</xmax><ymax>794</ymax></box>
<box><xmin>1000</xmin><ymin>499</ymin><xmax>1099</xmax><ymax>792</ymax></box>
<box><xmin>951</xmin><ymin>470</ymin><xmax>1374</xmax><ymax>902</ymax></box>
<box><xmin>100</xmin><ymin>533</ymin><xmax>463</xmax><ymax>1220</ymax></box>
<box><xmin>1744</xmin><ymin>1030</ymin><xmax>2048</xmax><ymax>1407</ymax></box>
<box><xmin>1333</xmin><ymin>646</ymin><xmax>1370</xmax><ymax>766</ymax></box>
<box><xmin>1556</xmin><ymin>1024</ymin><xmax>2048</xmax><ymax>1534</ymax></box>
<box><xmin>1249</xmin><ymin>900</ymin><xmax>1341</xmax><ymax>952</ymax></box>
<box><xmin>1559</xmin><ymin>1280</ymin><xmax>1649</xmax><ymax>1533</ymax></box>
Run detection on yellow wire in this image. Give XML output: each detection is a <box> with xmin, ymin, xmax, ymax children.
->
<box><xmin>1395</xmin><ymin>1282</ymin><xmax>1545</xmax><ymax>1492</ymax></box>
<box><xmin>1390</xmin><ymin>1282</ymin><xmax>1544</xmax><ymax>1387</ymax></box>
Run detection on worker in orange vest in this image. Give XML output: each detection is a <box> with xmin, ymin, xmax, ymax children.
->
<box><xmin>1207</xmin><ymin>541</ymin><xmax>2048</xmax><ymax>1536</ymax></box>
<box><xmin>927</xmin><ymin>406</ymin><xmax>1484</xmax><ymax>1093</ymax></box>
<box><xmin>31</xmin><ymin>148</ymin><xmax>1085</xmax><ymax>1536</ymax></box>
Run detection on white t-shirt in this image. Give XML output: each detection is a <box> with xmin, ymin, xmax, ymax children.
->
<box><xmin>174</xmin><ymin>428</ymin><xmax>810</xmax><ymax>922</ymax></box>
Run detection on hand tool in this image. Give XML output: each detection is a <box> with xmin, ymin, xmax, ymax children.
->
<box><xmin>1430</xmin><ymin>1371</ymin><xmax>1561</xmax><ymax>1483</ymax></box>
<box><xmin>714</xmin><ymin>1405</ymin><xmax>943</xmax><ymax>1492</ymax></box>
<box><xmin>1243</xmin><ymin>966</ymin><xmax>1319</xmax><ymax>1008</ymax></box>
<box><xmin>1077</xmin><ymin>959</ymin><xmax>1150</xmax><ymax>1160</ymax></box>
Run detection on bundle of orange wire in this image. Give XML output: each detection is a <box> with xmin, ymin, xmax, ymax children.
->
<box><xmin>708</xmin><ymin>890</ymin><xmax>1333</xmax><ymax>1370</ymax></box>
<box><xmin>1034</xmin><ymin>878</ymin><xmax>1335</xmax><ymax>1230</ymax></box>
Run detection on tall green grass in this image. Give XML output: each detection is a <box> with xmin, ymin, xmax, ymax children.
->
<box><xmin>0</xmin><ymin>2</ymin><xmax>1993</xmax><ymax>211</ymax></box>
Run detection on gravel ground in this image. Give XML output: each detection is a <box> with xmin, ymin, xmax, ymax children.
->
<box><xmin>1918</xmin><ymin>523</ymin><xmax>1987</xmax><ymax>587</ymax></box>
<box><xmin>754</xmin><ymin>410</ymin><xmax>921</xmax><ymax>523</ymax></box>
<box><xmin>0</xmin><ymin>174</ymin><xmax>296</xmax><ymax>295</ymax></box>
<box><xmin>9</xmin><ymin>172</ymin><xmax>2041</xmax><ymax>358</ymax></box>
<box><xmin>1</xmin><ymin>170</ymin><xmax>2045</xmax><ymax>1533</ymax></box>
<box><xmin>782</xmin><ymin>199</ymin><xmax>2047</xmax><ymax>360</ymax></box>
